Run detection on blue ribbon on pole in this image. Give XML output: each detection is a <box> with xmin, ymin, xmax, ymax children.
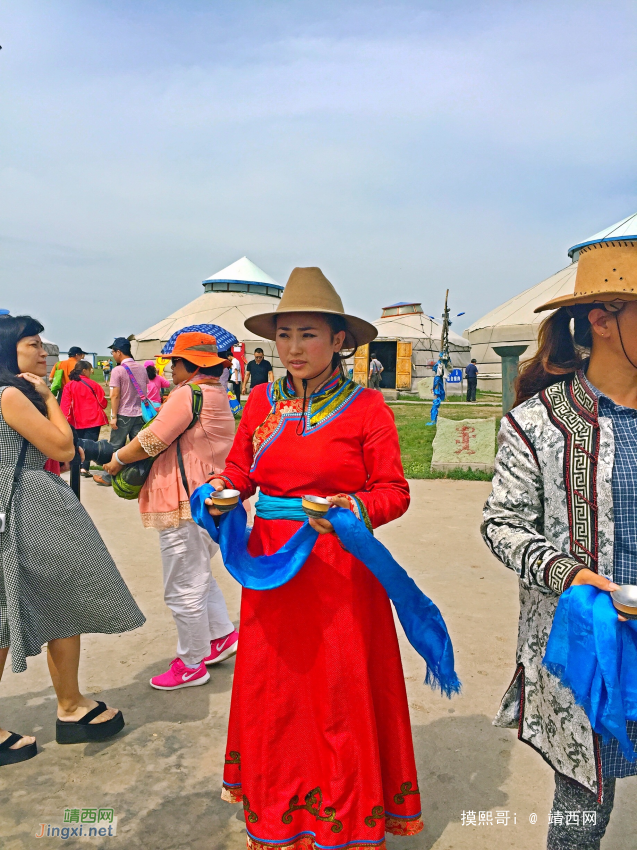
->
<box><xmin>190</xmin><ymin>486</ymin><xmax>461</xmax><ymax>697</ymax></box>
<box><xmin>543</xmin><ymin>585</ymin><xmax>637</xmax><ymax>760</ymax></box>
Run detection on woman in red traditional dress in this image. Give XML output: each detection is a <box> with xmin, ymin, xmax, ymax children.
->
<box><xmin>207</xmin><ymin>268</ymin><xmax>423</xmax><ymax>850</ymax></box>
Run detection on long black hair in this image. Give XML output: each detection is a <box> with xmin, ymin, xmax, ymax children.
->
<box><xmin>0</xmin><ymin>315</ymin><xmax>48</xmax><ymax>414</ymax></box>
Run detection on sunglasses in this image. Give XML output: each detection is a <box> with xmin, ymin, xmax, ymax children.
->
<box><xmin>602</xmin><ymin>301</ymin><xmax>626</xmax><ymax>314</ymax></box>
<box><xmin>170</xmin><ymin>357</ymin><xmax>183</xmax><ymax>366</ymax></box>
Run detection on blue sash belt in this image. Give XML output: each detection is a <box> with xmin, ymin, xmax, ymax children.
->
<box><xmin>543</xmin><ymin>585</ymin><xmax>637</xmax><ymax>759</ymax></box>
<box><xmin>190</xmin><ymin>487</ymin><xmax>460</xmax><ymax>697</ymax></box>
<box><xmin>254</xmin><ymin>493</ymin><xmax>307</xmax><ymax>521</ymax></box>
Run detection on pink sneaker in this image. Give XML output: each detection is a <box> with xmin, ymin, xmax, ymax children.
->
<box><xmin>149</xmin><ymin>658</ymin><xmax>210</xmax><ymax>690</ymax></box>
<box><xmin>204</xmin><ymin>630</ymin><xmax>239</xmax><ymax>666</ymax></box>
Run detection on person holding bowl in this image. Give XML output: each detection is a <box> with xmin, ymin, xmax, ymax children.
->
<box><xmin>205</xmin><ymin>268</ymin><xmax>422</xmax><ymax>850</ymax></box>
<box><xmin>482</xmin><ymin>239</ymin><xmax>637</xmax><ymax>848</ymax></box>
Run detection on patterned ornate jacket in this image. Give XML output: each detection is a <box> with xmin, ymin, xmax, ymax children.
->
<box><xmin>482</xmin><ymin>370</ymin><xmax>613</xmax><ymax>799</ymax></box>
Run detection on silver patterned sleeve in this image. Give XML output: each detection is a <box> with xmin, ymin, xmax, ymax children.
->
<box><xmin>481</xmin><ymin>416</ymin><xmax>583</xmax><ymax>594</ymax></box>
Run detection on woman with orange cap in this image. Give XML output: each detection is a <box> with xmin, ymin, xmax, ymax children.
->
<box><xmin>482</xmin><ymin>239</ymin><xmax>637</xmax><ymax>848</ymax></box>
<box><xmin>103</xmin><ymin>332</ymin><xmax>239</xmax><ymax>690</ymax></box>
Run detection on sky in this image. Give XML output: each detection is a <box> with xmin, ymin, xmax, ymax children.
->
<box><xmin>1</xmin><ymin>0</ymin><xmax>636</xmax><ymax>352</ymax></box>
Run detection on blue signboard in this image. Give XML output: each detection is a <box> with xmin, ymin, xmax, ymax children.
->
<box><xmin>446</xmin><ymin>368</ymin><xmax>463</xmax><ymax>384</ymax></box>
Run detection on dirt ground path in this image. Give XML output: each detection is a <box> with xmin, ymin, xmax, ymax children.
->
<box><xmin>0</xmin><ymin>479</ymin><xmax>634</xmax><ymax>849</ymax></box>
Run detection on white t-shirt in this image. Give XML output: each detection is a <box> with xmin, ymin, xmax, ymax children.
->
<box><xmin>230</xmin><ymin>357</ymin><xmax>242</xmax><ymax>383</ymax></box>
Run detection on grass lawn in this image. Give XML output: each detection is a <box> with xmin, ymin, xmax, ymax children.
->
<box><xmin>389</xmin><ymin>402</ymin><xmax>501</xmax><ymax>480</ymax></box>
<box><xmin>233</xmin><ymin>398</ymin><xmax>499</xmax><ymax>480</ymax></box>
<box><xmin>397</xmin><ymin>388</ymin><xmax>501</xmax><ymax>404</ymax></box>
<box><xmin>96</xmin><ymin>380</ymin><xmax>499</xmax><ymax>482</ymax></box>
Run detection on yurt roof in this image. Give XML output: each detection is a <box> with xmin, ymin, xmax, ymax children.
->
<box><xmin>202</xmin><ymin>256</ymin><xmax>282</xmax><ymax>288</ymax></box>
<box><xmin>373</xmin><ymin>311</ymin><xmax>469</xmax><ymax>348</ymax></box>
<box><xmin>40</xmin><ymin>336</ymin><xmax>59</xmax><ymax>356</ymax></box>
<box><xmin>134</xmin><ymin>256</ymin><xmax>282</xmax><ymax>346</ymax></box>
<box><xmin>568</xmin><ymin>212</ymin><xmax>637</xmax><ymax>259</ymax></box>
<box><xmin>134</xmin><ymin>290</ymin><xmax>280</xmax><ymax>345</ymax></box>
<box><xmin>466</xmin><ymin>263</ymin><xmax>578</xmax><ymax>334</ymax></box>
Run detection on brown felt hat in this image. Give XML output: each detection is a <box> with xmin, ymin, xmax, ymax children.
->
<box><xmin>535</xmin><ymin>240</ymin><xmax>637</xmax><ymax>312</ymax></box>
<box><xmin>243</xmin><ymin>267</ymin><xmax>378</xmax><ymax>349</ymax></box>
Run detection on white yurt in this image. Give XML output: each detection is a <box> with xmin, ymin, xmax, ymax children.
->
<box><xmin>353</xmin><ymin>302</ymin><xmax>470</xmax><ymax>391</ymax></box>
<box><xmin>131</xmin><ymin>257</ymin><xmax>285</xmax><ymax>372</ymax></box>
<box><xmin>465</xmin><ymin>212</ymin><xmax>637</xmax><ymax>390</ymax></box>
<box><xmin>42</xmin><ymin>337</ymin><xmax>60</xmax><ymax>373</ymax></box>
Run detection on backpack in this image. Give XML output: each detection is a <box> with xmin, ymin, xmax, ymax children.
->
<box><xmin>112</xmin><ymin>383</ymin><xmax>203</xmax><ymax>501</ymax></box>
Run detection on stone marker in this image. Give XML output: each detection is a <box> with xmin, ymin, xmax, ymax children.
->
<box><xmin>430</xmin><ymin>416</ymin><xmax>496</xmax><ymax>473</ymax></box>
<box><xmin>417</xmin><ymin>377</ymin><xmax>434</xmax><ymax>399</ymax></box>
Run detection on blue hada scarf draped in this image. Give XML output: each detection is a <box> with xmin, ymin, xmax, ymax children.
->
<box><xmin>190</xmin><ymin>486</ymin><xmax>461</xmax><ymax>698</ymax></box>
<box><xmin>544</xmin><ymin>585</ymin><xmax>637</xmax><ymax>760</ymax></box>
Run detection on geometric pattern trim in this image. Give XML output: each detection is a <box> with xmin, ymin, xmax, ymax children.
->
<box><xmin>541</xmin><ymin>374</ymin><xmax>600</xmax><ymax>573</ymax></box>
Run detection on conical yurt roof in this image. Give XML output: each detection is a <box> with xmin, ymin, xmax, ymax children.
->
<box><xmin>374</xmin><ymin>310</ymin><xmax>469</xmax><ymax>349</ymax></box>
<box><xmin>466</xmin><ymin>262</ymin><xmax>578</xmax><ymax>339</ymax></box>
<box><xmin>568</xmin><ymin>211</ymin><xmax>637</xmax><ymax>259</ymax></box>
<box><xmin>465</xmin><ymin>262</ymin><xmax>578</xmax><ymax>377</ymax></box>
<box><xmin>202</xmin><ymin>256</ymin><xmax>281</xmax><ymax>286</ymax></box>
<box><xmin>132</xmin><ymin>257</ymin><xmax>283</xmax><ymax>360</ymax></box>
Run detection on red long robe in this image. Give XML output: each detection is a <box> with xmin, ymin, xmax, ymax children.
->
<box><xmin>218</xmin><ymin>375</ymin><xmax>423</xmax><ymax>850</ymax></box>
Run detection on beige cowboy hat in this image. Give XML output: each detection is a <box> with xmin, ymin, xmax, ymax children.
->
<box><xmin>244</xmin><ymin>267</ymin><xmax>378</xmax><ymax>349</ymax></box>
<box><xmin>535</xmin><ymin>240</ymin><xmax>637</xmax><ymax>312</ymax></box>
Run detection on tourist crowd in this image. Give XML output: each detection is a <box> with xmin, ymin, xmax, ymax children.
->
<box><xmin>1</xmin><ymin>245</ymin><xmax>637</xmax><ymax>850</ymax></box>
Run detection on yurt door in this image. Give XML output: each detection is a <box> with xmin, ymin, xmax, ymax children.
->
<box><xmin>395</xmin><ymin>341</ymin><xmax>412</xmax><ymax>390</ymax></box>
<box><xmin>353</xmin><ymin>344</ymin><xmax>369</xmax><ymax>387</ymax></box>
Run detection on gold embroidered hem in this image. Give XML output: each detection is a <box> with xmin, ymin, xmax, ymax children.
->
<box><xmin>137</xmin><ymin>427</ymin><xmax>169</xmax><ymax>457</ymax></box>
<box><xmin>385</xmin><ymin>814</ymin><xmax>424</xmax><ymax>836</ymax></box>
<box><xmin>247</xmin><ymin>838</ymin><xmax>387</xmax><ymax>850</ymax></box>
<box><xmin>221</xmin><ymin>784</ymin><xmax>243</xmax><ymax>804</ymax></box>
<box><xmin>141</xmin><ymin>501</ymin><xmax>193</xmax><ymax>529</ymax></box>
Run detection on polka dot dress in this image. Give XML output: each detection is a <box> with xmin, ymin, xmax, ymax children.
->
<box><xmin>0</xmin><ymin>388</ymin><xmax>145</xmax><ymax>673</ymax></box>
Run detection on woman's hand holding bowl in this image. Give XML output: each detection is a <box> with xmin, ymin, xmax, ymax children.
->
<box><xmin>308</xmin><ymin>495</ymin><xmax>352</xmax><ymax>535</ymax></box>
<box><xmin>205</xmin><ymin>479</ymin><xmax>227</xmax><ymax>516</ymax></box>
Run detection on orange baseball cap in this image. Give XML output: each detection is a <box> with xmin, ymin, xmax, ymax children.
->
<box><xmin>170</xmin><ymin>331</ymin><xmax>231</xmax><ymax>368</ymax></box>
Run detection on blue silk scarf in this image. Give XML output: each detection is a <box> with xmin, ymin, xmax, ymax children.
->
<box><xmin>190</xmin><ymin>486</ymin><xmax>461</xmax><ymax>697</ymax></box>
<box><xmin>543</xmin><ymin>585</ymin><xmax>637</xmax><ymax>760</ymax></box>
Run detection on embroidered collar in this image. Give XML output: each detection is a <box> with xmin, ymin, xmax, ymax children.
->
<box><xmin>267</xmin><ymin>368</ymin><xmax>363</xmax><ymax>432</ymax></box>
<box><xmin>273</xmin><ymin>368</ymin><xmax>343</xmax><ymax>403</ymax></box>
<box><xmin>250</xmin><ymin>371</ymin><xmax>364</xmax><ymax>470</ymax></box>
<box><xmin>568</xmin><ymin>370</ymin><xmax>598</xmax><ymax>423</ymax></box>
